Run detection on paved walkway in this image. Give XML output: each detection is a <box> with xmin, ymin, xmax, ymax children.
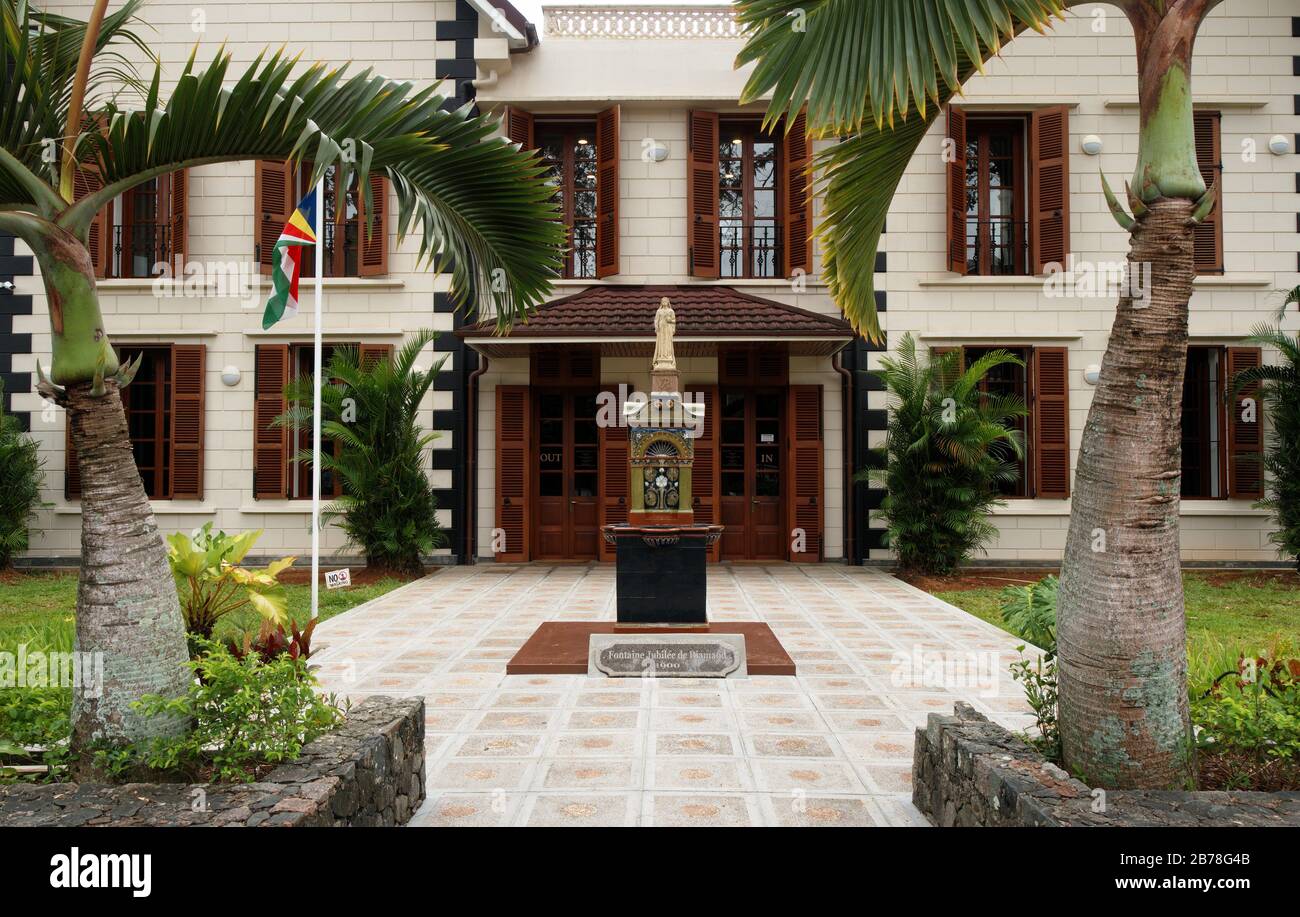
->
<box><xmin>311</xmin><ymin>564</ymin><xmax>1036</xmax><ymax>827</ymax></box>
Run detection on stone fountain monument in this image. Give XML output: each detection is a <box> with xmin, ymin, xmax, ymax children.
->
<box><xmin>602</xmin><ymin>298</ymin><xmax>723</xmax><ymax>626</ymax></box>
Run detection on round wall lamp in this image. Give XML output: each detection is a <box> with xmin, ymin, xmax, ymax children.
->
<box><xmin>221</xmin><ymin>365</ymin><xmax>242</xmax><ymax>387</ymax></box>
<box><xmin>1080</xmin><ymin>134</ymin><xmax>1103</xmax><ymax>156</ymax></box>
<box><xmin>1083</xmin><ymin>364</ymin><xmax>1102</xmax><ymax>386</ymax></box>
<box><xmin>646</xmin><ymin>140</ymin><xmax>670</xmax><ymax>163</ymax></box>
<box><xmin>1268</xmin><ymin>134</ymin><xmax>1291</xmax><ymax>156</ymax></box>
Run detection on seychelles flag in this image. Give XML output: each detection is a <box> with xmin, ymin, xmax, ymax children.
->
<box><xmin>261</xmin><ymin>188</ymin><xmax>318</xmax><ymax>329</ymax></box>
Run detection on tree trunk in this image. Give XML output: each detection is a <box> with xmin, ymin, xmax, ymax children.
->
<box><xmin>22</xmin><ymin>223</ymin><xmax>191</xmax><ymax>773</ymax></box>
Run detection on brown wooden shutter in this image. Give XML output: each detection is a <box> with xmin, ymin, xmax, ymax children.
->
<box><xmin>1030</xmin><ymin>105</ymin><xmax>1070</xmax><ymax>274</ymax></box>
<box><xmin>254</xmin><ymin>344</ymin><xmax>290</xmax><ymax>498</ymax></box>
<box><xmin>597</xmin><ymin>383</ymin><xmax>630</xmax><ymax>562</ymax></box>
<box><xmin>787</xmin><ymin>385</ymin><xmax>823</xmax><ymax>562</ymax></box>
<box><xmin>781</xmin><ymin>110</ymin><xmax>813</xmax><ymax>277</ymax></box>
<box><xmin>1226</xmin><ymin>346</ymin><xmax>1263</xmax><ymax>499</ymax></box>
<box><xmin>690</xmin><ymin>384</ymin><xmax>721</xmax><ymax>562</ymax></box>
<box><xmin>359</xmin><ymin>173</ymin><xmax>388</xmax><ymax>277</ymax></box>
<box><xmin>168</xmin><ymin>169</ymin><xmax>188</xmax><ymax>275</ymax></box>
<box><xmin>1193</xmin><ymin>110</ymin><xmax>1223</xmax><ymax>274</ymax></box>
<box><xmin>170</xmin><ymin>344</ymin><xmax>205</xmax><ymax>499</ymax></box>
<box><xmin>255</xmin><ymin>160</ymin><xmax>293</xmax><ymax>277</ymax></box>
<box><xmin>495</xmin><ymin>385</ymin><xmax>531</xmax><ymax>562</ymax></box>
<box><xmin>358</xmin><ymin>342</ymin><xmax>393</xmax><ymax>370</ymax></box>
<box><xmin>595</xmin><ymin>105</ymin><xmax>621</xmax><ymax>279</ymax></box>
<box><xmin>64</xmin><ymin>421</ymin><xmax>82</xmax><ymax>499</ymax></box>
<box><xmin>504</xmin><ymin>106</ymin><xmax>535</xmax><ymax>150</ymax></box>
<box><xmin>687</xmin><ymin>110</ymin><xmax>720</xmax><ymax>279</ymax></box>
<box><xmin>945</xmin><ymin>105</ymin><xmax>968</xmax><ymax>275</ymax></box>
<box><xmin>72</xmin><ymin>164</ymin><xmax>110</xmax><ymax>279</ymax></box>
<box><xmin>1032</xmin><ymin>346</ymin><xmax>1071</xmax><ymax>498</ymax></box>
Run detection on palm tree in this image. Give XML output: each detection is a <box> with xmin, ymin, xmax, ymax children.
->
<box><xmin>736</xmin><ymin>0</ymin><xmax>1223</xmax><ymax>788</ymax></box>
<box><xmin>0</xmin><ymin>0</ymin><xmax>564</xmax><ymax>764</ymax></box>
<box><xmin>1231</xmin><ymin>318</ymin><xmax>1300</xmax><ymax>570</ymax></box>
<box><xmin>279</xmin><ymin>330</ymin><xmax>449</xmax><ymax>577</ymax></box>
<box><xmin>864</xmin><ymin>335</ymin><xmax>1027</xmax><ymax>575</ymax></box>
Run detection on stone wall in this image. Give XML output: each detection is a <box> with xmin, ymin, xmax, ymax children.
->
<box><xmin>0</xmin><ymin>696</ymin><xmax>424</xmax><ymax>827</ymax></box>
<box><xmin>913</xmin><ymin>703</ymin><xmax>1300</xmax><ymax>827</ymax></box>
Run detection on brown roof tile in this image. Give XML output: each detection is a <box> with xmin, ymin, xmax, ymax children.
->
<box><xmin>459</xmin><ymin>285</ymin><xmax>853</xmax><ymax>339</ymax></box>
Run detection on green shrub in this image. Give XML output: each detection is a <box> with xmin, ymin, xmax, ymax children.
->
<box><xmin>167</xmin><ymin>522</ymin><xmax>295</xmax><ymax>646</ymax></box>
<box><xmin>0</xmin><ymin>380</ymin><xmax>46</xmax><ymax>569</ymax></box>
<box><xmin>1231</xmin><ymin>315</ymin><xmax>1300</xmax><ymax>569</ymax></box>
<box><xmin>106</xmin><ymin>639</ymin><xmax>344</xmax><ymax>783</ymax></box>
<box><xmin>859</xmin><ymin>334</ymin><xmax>1027</xmax><ymax>575</ymax></box>
<box><xmin>278</xmin><ymin>330</ymin><xmax>447</xmax><ymax>575</ymax></box>
<box><xmin>1191</xmin><ymin>644</ymin><xmax>1300</xmax><ymax>768</ymax></box>
<box><xmin>1000</xmin><ymin>575</ymin><xmax>1060</xmax><ymax>761</ymax></box>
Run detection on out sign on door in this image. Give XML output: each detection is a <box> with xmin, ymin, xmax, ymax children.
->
<box><xmin>325</xmin><ymin>568</ymin><xmax>352</xmax><ymax>590</ymax></box>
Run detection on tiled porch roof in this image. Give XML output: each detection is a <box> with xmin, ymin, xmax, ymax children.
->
<box><xmin>459</xmin><ymin>285</ymin><xmax>854</xmax><ymax>341</ymax></box>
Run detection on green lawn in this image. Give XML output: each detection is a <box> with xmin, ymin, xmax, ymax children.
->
<box><xmin>0</xmin><ymin>570</ymin><xmax>411</xmax><ymax>648</ymax></box>
<box><xmin>934</xmin><ymin>572</ymin><xmax>1300</xmax><ymax>658</ymax></box>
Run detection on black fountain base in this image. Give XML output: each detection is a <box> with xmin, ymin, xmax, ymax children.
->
<box><xmin>601</xmin><ymin>524</ymin><xmax>724</xmax><ymax>626</ymax></box>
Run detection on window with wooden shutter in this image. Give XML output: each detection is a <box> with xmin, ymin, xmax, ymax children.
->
<box><xmin>170</xmin><ymin>344</ymin><xmax>205</xmax><ymax>499</ymax></box>
<box><xmin>1029</xmin><ymin>106</ymin><xmax>1070</xmax><ymax>274</ymax></box>
<box><xmin>72</xmin><ymin>164</ymin><xmax>110</xmax><ymax>279</ymax></box>
<box><xmin>780</xmin><ymin>110</ymin><xmax>813</xmax><ymax>278</ymax></box>
<box><xmin>168</xmin><ymin>169</ymin><xmax>188</xmax><ymax>276</ymax></box>
<box><xmin>787</xmin><ymin>385</ymin><xmax>823</xmax><ymax>562</ymax></box>
<box><xmin>944</xmin><ymin>105</ymin><xmax>968</xmax><ymax>275</ymax></box>
<box><xmin>358</xmin><ymin>172</ymin><xmax>388</xmax><ymax>277</ymax></box>
<box><xmin>495</xmin><ymin>385</ymin><xmax>531</xmax><ymax>562</ymax></box>
<box><xmin>595</xmin><ymin>105</ymin><xmax>620</xmax><ymax>279</ymax></box>
<box><xmin>1225</xmin><ymin>346</ymin><xmax>1263</xmax><ymax>498</ymax></box>
<box><xmin>597</xmin><ymin>384</ymin><xmax>629</xmax><ymax>562</ymax></box>
<box><xmin>930</xmin><ymin>346</ymin><xmax>962</xmax><ymax>389</ymax></box>
<box><xmin>1032</xmin><ymin>346</ymin><xmax>1071</xmax><ymax>498</ymax></box>
<box><xmin>1193</xmin><ymin>110</ymin><xmax>1223</xmax><ymax>274</ymax></box>
<box><xmin>689</xmin><ymin>384</ymin><xmax>721</xmax><ymax>562</ymax></box>
<box><xmin>687</xmin><ymin>110</ymin><xmax>720</xmax><ymax>278</ymax></box>
<box><xmin>254</xmin><ymin>344</ymin><xmax>290</xmax><ymax>498</ymax></box>
<box><xmin>358</xmin><ymin>343</ymin><xmax>393</xmax><ymax>371</ymax></box>
<box><xmin>504</xmin><ymin>106</ymin><xmax>535</xmax><ymax>149</ymax></box>
<box><xmin>255</xmin><ymin>160</ymin><xmax>293</xmax><ymax>277</ymax></box>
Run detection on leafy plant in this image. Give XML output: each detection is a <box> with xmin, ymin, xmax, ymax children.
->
<box><xmin>859</xmin><ymin>334</ymin><xmax>1028</xmax><ymax>575</ymax></box>
<box><xmin>166</xmin><ymin>523</ymin><xmax>296</xmax><ymax>644</ymax></box>
<box><xmin>1000</xmin><ymin>575</ymin><xmax>1058</xmax><ymax>654</ymax></box>
<box><xmin>0</xmin><ymin>380</ymin><xmax>47</xmax><ymax>569</ymax></box>
<box><xmin>1231</xmin><ymin>318</ymin><xmax>1300</xmax><ymax>569</ymax></box>
<box><xmin>278</xmin><ymin>330</ymin><xmax>447</xmax><ymax>575</ymax></box>
<box><xmin>1000</xmin><ymin>575</ymin><xmax>1061</xmax><ymax>761</ymax></box>
<box><xmin>0</xmin><ymin>687</ymin><xmax>71</xmax><ymax>784</ymax></box>
<box><xmin>1192</xmin><ymin>644</ymin><xmax>1300</xmax><ymax>769</ymax></box>
<box><xmin>112</xmin><ymin>639</ymin><xmax>344</xmax><ymax>783</ymax></box>
<box><xmin>227</xmin><ymin>617</ymin><xmax>319</xmax><ymax>665</ymax></box>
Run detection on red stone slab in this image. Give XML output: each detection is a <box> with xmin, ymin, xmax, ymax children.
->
<box><xmin>506</xmin><ymin>622</ymin><xmax>796</xmax><ymax>676</ymax></box>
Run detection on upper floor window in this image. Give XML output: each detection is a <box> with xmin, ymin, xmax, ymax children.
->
<box><xmin>688</xmin><ymin>110</ymin><xmax>811</xmax><ymax>281</ymax></box>
<box><xmin>255</xmin><ymin>161</ymin><xmax>388</xmax><ymax>279</ymax></box>
<box><xmin>945</xmin><ymin>106</ymin><xmax>1069</xmax><ymax>277</ymax></box>
<box><xmin>503</xmin><ymin>106</ymin><xmax>620</xmax><ymax>281</ymax></box>
<box><xmin>72</xmin><ymin>167</ymin><xmax>188</xmax><ymax>279</ymax></box>
<box><xmin>538</xmin><ymin>122</ymin><xmax>599</xmax><ymax>279</ymax></box>
<box><xmin>1192</xmin><ymin>110</ymin><xmax>1223</xmax><ymax>275</ymax></box>
<box><xmin>964</xmin><ymin>119</ymin><xmax>1027</xmax><ymax>276</ymax></box>
<box><xmin>719</xmin><ymin>122</ymin><xmax>780</xmax><ymax>279</ymax></box>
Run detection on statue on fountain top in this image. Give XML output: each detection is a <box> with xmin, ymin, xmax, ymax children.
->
<box><xmin>652</xmin><ymin>296</ymin><xmax>677</xmax><ymax>373</ymax></box>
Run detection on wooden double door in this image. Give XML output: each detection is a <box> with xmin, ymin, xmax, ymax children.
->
<box><xmin>719</xmin><ymin>389</ymin><xmax>786</xmax><ymax>560</ymax></box>
<box><xmin>533</xmin><ymin>389</ymin><xmax>601</xmax><ymax>560</ymax></box>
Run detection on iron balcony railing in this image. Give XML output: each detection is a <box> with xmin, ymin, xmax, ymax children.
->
<box><xmin>112</xmin><ymin>222</ymin><xmax>171</xmax><ymax>279</ymax></box>
<box><xmin>720</xmin><ymin>221</ymin><xmax>783</xmax><ymax>280</ymax></box>
<box><xmin>965</xmin><ymin>218</ymin><xmax>1030</xmax><ymax>276</ymax></box>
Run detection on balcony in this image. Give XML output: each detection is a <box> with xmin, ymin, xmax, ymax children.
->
<box><xmin>966</xmin><ymin>219</ymin><xmax>1029</xmax><ymax>277</ymax></box>
<box><xmin>720</xmin><ymin>222</ymin><xmax>782</xmax><ymax>280</ymax></box>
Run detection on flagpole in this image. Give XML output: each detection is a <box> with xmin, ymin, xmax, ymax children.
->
<box><xmin>311</xmin><ymin>175</ymin><xmax>324</xmax><ymax>621</ymax></box>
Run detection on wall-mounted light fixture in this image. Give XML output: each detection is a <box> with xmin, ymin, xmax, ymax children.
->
<box><xmin>647</xmin><ymin>141</ymin><xmax>669</xmax><ymax>163</ymax></box>
<box><xmin>1080</xmin><ymin>135</ymin><xmax>1103</xmax><ymax>156</ymax></box>
<box><xmin>1268</xmin><ymin>134</ymin><xmax>1291</xmax><ymax>156</ymax></box>
<box><xmin>221</xmin><ymin>366</ymin><xmax>242</xmax><ymax>387</ymax></box>
<box><xmin>1084</xmin><ymin>364</ymin><xmax>1102</xmax><ymax>386</ymax></box>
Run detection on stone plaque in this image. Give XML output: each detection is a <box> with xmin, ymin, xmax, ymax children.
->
<box><xmin>587</xmin><ymin>634</ymin><xmax>747</xmax><ymax>679</ymax></box>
